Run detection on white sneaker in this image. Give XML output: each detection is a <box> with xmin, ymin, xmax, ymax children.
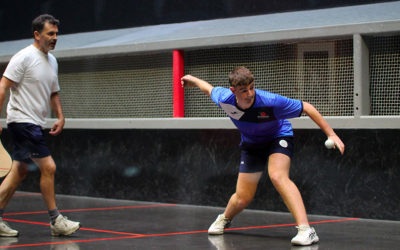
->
<box><xmin>0</xmin><ymin>218</ymin><xmax>18</xmax><ymax>237</ymax></box>
<box><xmin>208</xmin><ymin>214</ymin><xmax>231</xmax><ymax>235</ymax></box>
<box><xmin>291</xmin><ymin>225</ymin><xmax>319</xmax><ymax>246</ymax></box>
<box><xmin>50</xmin><ymin>215</ymin><xmax>80</xmax><ymax>236</ymax></box>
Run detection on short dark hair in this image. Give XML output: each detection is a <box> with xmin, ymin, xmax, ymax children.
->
<box><xmin>228</xmin><ymin>66</ymin><xmax>254</xmax><ymax>87</ymax></box>
<box><xmin>32</xmin><ymin>14</ymin><xmax>60</xmax><ymax>34</ymax></box>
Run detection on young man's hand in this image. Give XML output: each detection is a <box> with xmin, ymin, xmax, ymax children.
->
<box><xmin>181</xmin><ymin>75</ymin><xmax>198</xmax><ymax>88</ymax></box>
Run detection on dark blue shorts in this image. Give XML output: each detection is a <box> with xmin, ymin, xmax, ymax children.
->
<box><xmin>239</xmin><ymin>137</ymin><xmax>294</xmax><ymax>173</ymax></box>
<box><xmin>7</xmin><ymin>122</ymin><xmax>51</xmax><ymax>163</ymax></box>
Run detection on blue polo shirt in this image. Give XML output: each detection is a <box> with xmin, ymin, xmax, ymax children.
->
<box><xmin>211</xmin><ymin>87</ymin><xmax>303</xmax><ymax>144</ymax></box>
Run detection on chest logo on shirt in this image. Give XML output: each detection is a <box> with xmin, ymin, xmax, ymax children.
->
<box><xmin>258</xmin><ymin>111</ymin><xmax>270</xmax><ymax>119</ymax></box>
<box><xmin>244</xmin><ymin>107</ymin><xmax>275</xmax><ymax>122</ymax></box>
<box><xmin>219</xmin><ymin>102</ymin><xmax>276</xmax><ymax>123</ymax></box>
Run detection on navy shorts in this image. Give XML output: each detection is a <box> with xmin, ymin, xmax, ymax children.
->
<box><xmin>239</xmin><ymin>137</ymin><xmax>294</xmax><ymax>173</ymax></box>
<box><xmin>7</xmin><ymin>122</ymin><xmax>51</xmax><ymax>163</ymax></box>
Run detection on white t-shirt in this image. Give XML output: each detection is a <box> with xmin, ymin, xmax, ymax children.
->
<box><xmin>3</xmin><ymin>45</ymin><xmax>60</xmax><ymax>127</ymax></box>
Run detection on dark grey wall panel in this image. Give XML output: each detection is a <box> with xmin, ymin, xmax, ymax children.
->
<box><xmin>1</xmin><ymin>128</ymin><xmax>399</xmax><ymax>220</ymax></box>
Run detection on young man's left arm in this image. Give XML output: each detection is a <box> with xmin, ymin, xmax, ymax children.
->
<box><xmin>302</xmin><ymin>101</ymin><xmax>345</xmax><ymax>154</ymax></box>
<box><xmin>49</xmin><ymin>92</ymin><xmax>65</xmax><ymax>136</ymax></box>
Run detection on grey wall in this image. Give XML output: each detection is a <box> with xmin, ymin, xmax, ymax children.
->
<box><xmin>1</xmin><ymin>128</ymin><xmax>399</xmax><ymax>221</ymax></box>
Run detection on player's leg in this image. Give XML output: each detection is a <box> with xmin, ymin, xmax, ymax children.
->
<box><xmin>224</xmin><ymin>172</ymin><xmax>263</xmax><ymax>219</ymax></box>
<box><xmin>209</xmin><ymin>145</ymin><xmax>266</xmax><ymax>235</ymax></box>
<box><xmin>0</xmin><ymin>161</ymin><xmax>29</xmax><ymax>209</ymax></box>
<box><xmin>0</xmin><ymin>123</ymin><xmax>33</xmax><ymax>209</ymax></box>
<box><xmin>0</xmin><ymin>123</ymin><xmax>36</xmax><ymax>237</ymax></box>
<box><xmin>20</xmin><ymin>123</ymin><xmax>79</xmax><ymax>235</ymax></box>
<box><xmin>268</xmin><ymin>153</ymin><xmax>308</xmax><ymax>225</ymax></box>
<box><xmin>208</xmin><ymin>172</ymin><xmax>262</xmax><ymax>235</ymax></box>
<box><xmin>267</xmin><ymin>153</ymin><xmax>318</xmax><ymax>245</ymax></box>
<box><xmin>32</xmin><ymin>156</ymin><xmax>57</xmax><ymax>210</ymax></box>
<box><xmin>0</xmin><ymin>161</ymin><xmax>28</xmax><ymax>237</ymax></box>
<box><xmin>32</xmin><ymin>156</ymin><xmax>80</xmax><ymax>236</ymax></box>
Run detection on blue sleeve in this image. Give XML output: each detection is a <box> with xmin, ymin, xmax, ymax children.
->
<box><xmin>273</xmin><ymin>94</ymin><xmax>303</xmax><ymax>119</ymax></box>
<box><xmin>211</xmin><ymin>87</ymin><xmax>230</xmax><ymax>107</ymax></box>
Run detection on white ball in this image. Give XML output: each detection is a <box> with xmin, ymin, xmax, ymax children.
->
<box><xmin>325</xmin><ymin>139</ymin><xmax>335</xmax><ymax>149</ymax></box>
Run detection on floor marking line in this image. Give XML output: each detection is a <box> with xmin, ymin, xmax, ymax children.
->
<box><xmin>4</xmin><ymin>204</ymin><xmax>176</xmax><ymax>216</ymax></box>
<box><xmin>309</xmin><ymin>218</ymin><xmax>360</xmax><ymax>224</ymax></box>
<box><xmin>79</xmin><ymin>227</ymin><xmax>144</xmax><ymax>236</ymax></box>
<box><xmin>140</xmin><ymin>218</ymin><xmax>360</xmax><ymax>236</ymax></box>
<box><xmin>3</xmin><ymin>218</ymin><xmax>144</xmax><ymax>236</ymax></box>
<box><xmin>3</xmin><ymin>218</ymin><xmax>49</xmax><ymax>226</ymax></box>
<box><xmin>0</xmin><ymin>235</ymin><xmax>143</xmax><ymax>248</ymax></box>
<box><xmin>224</xmin><ymin>218</ymin><xmax>360</xmax><ymax>231</ymax></box>
<box><xmin>0</xmin><ymin>217</ymin><xmax>360</xmax><ymax>248</ymax></box>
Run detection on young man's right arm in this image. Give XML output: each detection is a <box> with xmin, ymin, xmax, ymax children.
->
<box><xmin>0</xmin><ymin>77</ymin><xmax>15</xmax><ymax>134</ymax></box>
<box><xmin>181</xmin><ymin>75</ymin><xmax>214</xmax><ymax>96</ymax></box>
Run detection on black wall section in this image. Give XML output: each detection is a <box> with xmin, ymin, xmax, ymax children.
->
<box><xmin>0</xmin><ymin>0</ymin><xmax>396</xmax><ymax>42</ymax></box>
<box><xmin>1</xmin><ymin>128</ymin><xmax>399</xmax><ymax>220</ymax></box>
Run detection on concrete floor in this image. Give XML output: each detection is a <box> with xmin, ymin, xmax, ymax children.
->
<box><xmin>0</xmin><ymin>192</ymin><xmax>398</xmax><ymax>249</ymax></box>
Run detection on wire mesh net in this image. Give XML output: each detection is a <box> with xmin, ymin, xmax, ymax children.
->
<box><xmin>368</xmin><ymin>35</ymin><xmax>400</xmax><ymax>115</ymax></box>
<box><xmin>2</xmin><ymin>36</ymin><xmax>399</xmax><ymax>120</ymax></box>
<box><xmin>57</xmin><ymin>53</ymin><xmax>173</xmax><ymax>118</ymax></box>
<box><xmin>184</xmin><ymin>39</ymin><xmax>354</xmax><ymax>117</ymax></box>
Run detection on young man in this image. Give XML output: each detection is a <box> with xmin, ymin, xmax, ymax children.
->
<box><xmin>181</xmin><ymin>66</ymin><xmax>344</xmax><ymax>246</ymax></box>
<box><xmin>0</xmin><ymin>14</ymin><xmax>80</xmax><ymax>236</ymax></box>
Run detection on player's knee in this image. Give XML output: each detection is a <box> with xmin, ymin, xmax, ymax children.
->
<box><xmin>269</xmin><ymin>172</ymin><xmax>287</xmax><ymax>187</ymax></box>
<box><xmin>41</xmin><ymin>163</ymin><xmax>56</xmax><ymax>176</ymax></box>
<box><xmin>236</xmin><ymin>195</ymin><xmax>252</xmax><ymax>209</ymax></box>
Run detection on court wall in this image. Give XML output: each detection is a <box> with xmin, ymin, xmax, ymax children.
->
<box><xmin>0</xmin><ymin>2</ymin><xmax>399</xmax><ymax>220</ymax></box>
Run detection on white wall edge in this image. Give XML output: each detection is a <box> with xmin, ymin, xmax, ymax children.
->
<box><xmin>1</xmin><ymin>117</ymin><xmax>399</xmax><ymax>129</ymax></box>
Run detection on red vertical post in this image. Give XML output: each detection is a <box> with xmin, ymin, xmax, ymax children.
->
<box><xmin>173</xmin><ymin>50</ymin><xmax>184</xmax><ymax>117</ymax></box>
